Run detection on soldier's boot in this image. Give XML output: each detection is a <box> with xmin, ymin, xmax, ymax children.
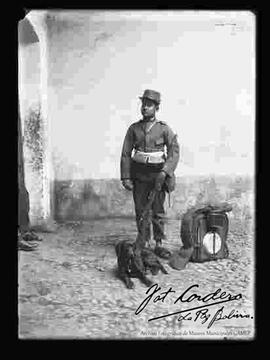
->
<box><xmin>18</xmin><ymin>229</ymin><xmax>39</xmax><ymax>251</ymax></box>
<box><xmin>154</xmin><ymin>238</ymin><xmax>171</xmax><ymax>260</ymax></box>
<box><xmin>22</xmin><ymin>230</ymin><xmax>43</xmax><ymax>242</ymax></box>
<box><xmin>18</xmin><ymin>239</ymin><xmax>39</xmax><ymax>251</ymax></box>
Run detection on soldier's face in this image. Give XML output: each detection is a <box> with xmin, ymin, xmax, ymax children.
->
<box><xmin>141</xmin><ymin>99</ymin><xmax>158</xmax><ymax>119</ymax></box>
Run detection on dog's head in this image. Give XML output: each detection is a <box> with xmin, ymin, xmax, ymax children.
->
<box><xmin>115</xmin><ymin>240</ymin><xmax>145</xmax><ymax>274</ymax></box>
<box><xmin>115</xmin><ymin>240</ymin><xmax>135</xmax><ymax>262</ymax></box>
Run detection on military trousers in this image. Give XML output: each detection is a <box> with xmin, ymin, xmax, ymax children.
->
<box><xmin>132</xmin><ymin>179</ymin><xmax>166</xmax><ymax>242</ymax></box>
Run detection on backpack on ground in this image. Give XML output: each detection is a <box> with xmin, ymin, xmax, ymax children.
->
<box><xmin>180</xmin><ymin>203</ymin><xmax>232</xmax><ymax>263</ymax></box>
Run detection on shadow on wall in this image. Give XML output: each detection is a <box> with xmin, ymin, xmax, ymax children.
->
<box><xmin>18</xmin><ymin>17</ymin><xmax>39</xmax><ymax>45</ymax></box>
<box><xmin>53</xmin><ymin>175</ymin><xmax>254</xmax><ymax>222</ymax></box>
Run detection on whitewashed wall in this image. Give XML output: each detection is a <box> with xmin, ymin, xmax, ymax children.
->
<box><xmin>21</xmin><ymin>10</ymin><xmax>255</xmax><ymax>181</ymax></box>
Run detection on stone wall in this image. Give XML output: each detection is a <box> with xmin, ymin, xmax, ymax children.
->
<box><xmin>54</xmin><ymin>175</ymin><xmax>254</xmax><ymax>222</ymax></box>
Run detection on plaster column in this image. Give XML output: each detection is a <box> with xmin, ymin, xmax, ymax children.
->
<box><xmin>26</xmin><ymin>11</ymin><xmax>55</xmax><ymax>227</ymax></box>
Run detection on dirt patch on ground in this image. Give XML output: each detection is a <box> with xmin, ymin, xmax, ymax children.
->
<box><xmin>18</xmin><ymin>218</ymin><xmax>254</xmax><ymax>339</ymax></box>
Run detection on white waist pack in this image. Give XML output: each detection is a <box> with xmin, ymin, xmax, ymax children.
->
<box><xmin>132</xmin><ymin>151</ymin><xmax>165</xmax><ymax>164</ymax></box>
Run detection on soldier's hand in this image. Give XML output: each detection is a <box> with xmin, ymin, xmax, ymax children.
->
<box><xmin>122</xmin><ymin>179</ymin><xmax>134</xmax><ymax>191</ymax></box>
<box><xmin>155</xmin><ymin>171</ymin><xmax>167</xmax><ymax>191</ymax></box>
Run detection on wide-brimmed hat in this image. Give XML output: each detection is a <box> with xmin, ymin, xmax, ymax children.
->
<box><xmin>139</xmin><ymin>89</ymin><xmax>161</xmax><ymax>104</ymax></box>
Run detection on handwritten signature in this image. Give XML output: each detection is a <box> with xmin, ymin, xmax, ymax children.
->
<box><xmin>135</xmin><ymin>284</ymin><xmax>253</xmax><ymax>329</ymax></box>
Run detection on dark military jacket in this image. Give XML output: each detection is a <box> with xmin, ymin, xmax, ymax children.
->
<box><xmin>120</xmin><ymin>118</ymin><xmax>180</xmax><ymax>181</ymax></box>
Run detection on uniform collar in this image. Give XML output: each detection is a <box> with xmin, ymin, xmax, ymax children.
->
<box><xmin>139</xmin><ymin>117</ymin><xmax>158</xmax><ymax>123</ymax></box>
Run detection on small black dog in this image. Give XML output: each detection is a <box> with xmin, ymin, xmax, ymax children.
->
<box><xmin>115</xmin><ymin>240</ymin><xmax>168</xmax><ymax>289</ymax></box>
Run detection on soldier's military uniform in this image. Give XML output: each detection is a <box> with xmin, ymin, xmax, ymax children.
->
<box><xmin>120</xmin><ymin>90</ymin><xmax>180</xmax><ymax>246</ymax></box>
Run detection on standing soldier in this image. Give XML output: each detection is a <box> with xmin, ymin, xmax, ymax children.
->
<box><xmin>120</xmin><ymin>89</ymin><xmax>180</xmax><ymax>254</ymax></box>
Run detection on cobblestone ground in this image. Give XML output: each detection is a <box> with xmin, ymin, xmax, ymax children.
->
<box><xmin>18</xmin><ymin>218</ymin><xmax>255</xmax><ymax>340</ymax></box>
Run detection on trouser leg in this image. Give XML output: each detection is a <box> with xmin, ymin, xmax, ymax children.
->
<box><xmin>152</xmin><ymin>189</ymin><xmax>166</xmax><ymax>243</ymax></box>
<box><xmin>133</xmin><ymin>180</ymin><xmax>152</xmax><ymax>242</ymax></box>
